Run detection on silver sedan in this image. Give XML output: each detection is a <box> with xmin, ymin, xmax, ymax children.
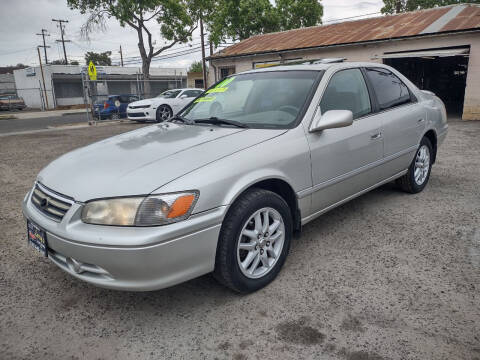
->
<box><xmin>22</xmin><ymin>62</ymin><xmax>448</xmax><ymax>293</ymax></box>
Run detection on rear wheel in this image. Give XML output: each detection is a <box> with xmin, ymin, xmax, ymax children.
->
<box><xmin>214</xmin><ymin>188</ymin><xmax>292</xmax><ymax>293</ymax></box>
<box><xmin>111</xmin><ymin>113</ymin><xmax>120</xmax><ymax>120</ymax></box>
<box><xmin>396</xmin><ymin>137</ymin><xmax>433</xmax><ymax>193</ymax></box>
<box><xmin>156</xmin><ymin>105</ymin><xmax>172</xmax><ymax>122</ymax></box>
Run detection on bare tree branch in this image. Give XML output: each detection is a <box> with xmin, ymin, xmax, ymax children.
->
<box><xmin>80</xmin><ymin>10</ymin><xmax>110</xmax><ymax>40</ymax></box>
<box><xmin>144</xmin><ymin>8</ymin><xmax>163</xmax><ymax>22</ymax></box>
<box><xmin>152</xmin><ymin>39</ymin><xmax>179</xmax><ymax>58</ymax></box>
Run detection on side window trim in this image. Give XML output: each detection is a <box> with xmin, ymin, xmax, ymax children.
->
<box><xmin>363</xmin><ymin>67</ymin><xmax>414</xmax><ymax>113</ymax></box>
<box><xmin>319</xmin><ymin>67</ymin><xmax>373</xmax><ymax>121</ymax></box>
<box><xmin>360</xmin><ymin>67</ymin><xmax>380</xmax><ymax>113</ymax></box>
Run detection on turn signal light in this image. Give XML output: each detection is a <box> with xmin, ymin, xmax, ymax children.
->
<box><xmin>167</xmin><ymin>195</ymin><xmax>196</xmax><ymax>218</ymax></box>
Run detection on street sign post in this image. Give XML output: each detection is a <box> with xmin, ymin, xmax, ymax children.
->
<box><xmin>88</xmin><ymin>61</ymin><xmax>97</xmax><ymax>81</ymax></box>
<box><xmin>87</xmin><ymin>61</ymin><xmax>96</xmax><ymax>125</ymax></box>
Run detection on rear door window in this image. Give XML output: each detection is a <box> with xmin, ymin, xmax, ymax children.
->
<box><xmin>365</xmin><ymin>67</ymin><xmax>411</xmax><ymax>110</ymax></box>
<box><xmin>320</xmin><ymin>68</ymin><xmax>371</xmax><ymax>119</ymax></box>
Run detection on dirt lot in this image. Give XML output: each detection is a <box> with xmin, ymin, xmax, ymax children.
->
<box><xmin>0</xmin><ymin>121</ymin><xmax>479</xmax><ymax>360</ymax></box>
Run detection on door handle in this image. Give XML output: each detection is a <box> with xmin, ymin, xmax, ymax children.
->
<box><xmin>371</xmin><ymin>132</ymin><xmax>382</xmax><ymax>140</ymax></box>
<box><xmin>417</xmin><ymin>118</ymin><xmax>425</xmax><ymax>123</ymax></box>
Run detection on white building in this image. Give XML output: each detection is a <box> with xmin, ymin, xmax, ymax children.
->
<box><xmin>13</xmin><ymin>65</ymin><xmax>187</xmax><ymax>109</ymax></box>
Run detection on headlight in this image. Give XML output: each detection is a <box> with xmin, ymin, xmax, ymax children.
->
<box><xmin>81</xmin><ymin>191</ymin><xmax>199</xmax><ymax>226</ymax></box>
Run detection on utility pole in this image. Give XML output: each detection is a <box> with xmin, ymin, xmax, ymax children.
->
<box><xmin>36</xmin><ymin>29</ymin><xmax>50</xmax><ymax>64</ymax></box>
<box><xmin>52</xmin><ymin>19</ymin><xmax>70</xmax><ymax>64</ymax></box>
<box><xmin>199</xmin><ymin>15</ymin><xmax>207</xmax><ymax>89</ymax></box>
<box><xmin>37</xmin><ymin>47</ymin><xmax>49</xmax><ymax>110</ymax></box>
<box><xmin>119</xmin><ymin>45</ymin><xmax>124</xmax><ymax>67</ymax></box>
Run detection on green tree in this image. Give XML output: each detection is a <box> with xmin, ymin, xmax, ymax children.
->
<box><xmin>50</xmin><ymin>59</ymin><xmax>67</xmax><ymax>65</ymax></box>
<box><xmin>275</xmin><ymin>0</ymin><xmax>323</xmax><ymax>30</ymax></box>
<box><xmin>67</xmin><ymin>0</ymin><xmax>205</xmax><ymax>96</ymax></box>
<box><xmin>207</xmin><ymin>0</ymin><xmax>278</xmax><ymax>44</ymax></box>
<box><xmin>206</xmin><ymin>0</ymin><xmax>323</xmax><ymax>45</ymax></box>
<box><xmin>70</xmin><ymin>60</ymin><xmax>80</xmax><ymax>65</ymax></box>
<box><xmin>188</xmin><ymin>60</ymin><xmax>205</xmax><ymax>72</ymax></box>
<box><xmin>381</xmin><ymin>0</ymin><xmax>480</xmax><ymax>14</ymax></box>
<box><xmin>85</xmin><ymin>51</ymin><xmax>112</xmax><ymax>66</ymax></box>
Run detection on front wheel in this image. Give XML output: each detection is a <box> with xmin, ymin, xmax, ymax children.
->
<box><xmin>396</xmin><ymin>137</ymin><xmax>433</xmax><ymax>193</ymax></box>
<box><xmin>214</xmin><ymin>188</ymin><xmax>292</xmax><ymax>293</ymax></box>
<box><xmin>156</xmin><ymin>105</ymin><xmax>172</xmax><ymax>122</ymax></box>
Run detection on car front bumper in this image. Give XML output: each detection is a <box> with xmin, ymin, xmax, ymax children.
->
<box><xmin>22</xmin><ymin>189</ymin><xmax>225</xmax><ymax>291</ymax></box>
<box><xmin>127</xmin><ymin>108</ymin><xmax>156</xmax><ymax>121</ymax></box>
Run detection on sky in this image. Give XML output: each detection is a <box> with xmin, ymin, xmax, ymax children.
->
<box><xmin>0</xmin><ymin>0</ymin><xmax>384</xmax><ymax>68</ymax></box>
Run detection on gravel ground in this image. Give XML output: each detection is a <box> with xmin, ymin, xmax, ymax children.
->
<box><xmin>0</xmin><ymin>121</ymin><xmax>479</xmax><ymax>360</ymax></box>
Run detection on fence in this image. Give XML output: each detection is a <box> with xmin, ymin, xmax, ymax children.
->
<box><xmin>81</xmin><ymin>73</ymin><xmax>187</xmax><ymax>121</ymax></box>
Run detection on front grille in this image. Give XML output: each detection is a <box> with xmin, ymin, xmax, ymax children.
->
<box><xmin>128</xmin><ymin>112</ymin><xmax>146</xmax><ymax>117</ymax></box>
<box><xmin>129</xmin><ymin>104</ymin><xmax>150</xmax><ymax>109</ymax></box>
<box><xmin>31</xmin><ymin>183</ymin><xmax>73</xmax><ymax>221</ymax></box>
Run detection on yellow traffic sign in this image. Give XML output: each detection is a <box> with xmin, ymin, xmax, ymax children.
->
<box><xmin>88</xmin><ymin>61</ymin><xmax>97</xmax><ymax>81</ymax></box>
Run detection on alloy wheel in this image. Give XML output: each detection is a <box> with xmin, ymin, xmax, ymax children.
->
<box><xmin>414</xmin><ymin>144</ymin><xmax>430</xmax><ymax>185</ymax></box>
<box><xmin>237</xmin><ymin>207</ymin><xmax>285</xmax><ymax>279</ymax></box>
<box><xmin>157</xmin><ymin>105</ymin><xmax>172</xmax><ymax>121</ymax></box>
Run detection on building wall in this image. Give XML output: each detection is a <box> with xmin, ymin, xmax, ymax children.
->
<box><xmin>13</xmin><ymin>66</ymin><xmax>55</xmax><ymax>109</ymax></box>
<box><xmin>210</xmin><ymin>32</ymin><xmax>480</xmax><ymax>120</ymax></box>
<box><xmin>13</xmin><ymin>65</ymin><xmax>188</xmax><ymax>109</ymax></box>
<box><xmin>187</xmin><ymin>72</ymin><xmax>204</xmax><ymax>88</ymax></box>
<box><xmin>0</xmin><ymin>74</ymin><xmax>15</xmax><ymax>95</ymax></box>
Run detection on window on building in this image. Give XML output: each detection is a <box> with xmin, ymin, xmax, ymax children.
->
<box><xmin>53</xmin><ymin>80</ymin><xmax>83</xmax><ymax>99</ymax></box>
<box><xmin>320</xmin><ymin>68</ymin><xmax>371</xmax><ymax>119</ymax></box>
<box><xmin>194</xmin><ymin>79</ymin><xmax>204</xmax><ymax>88</ymax></box>
<box><xmin>219</xmin><ymin>67</ymin><xmax>235</xmax><ymax>80</ymax></box>
<box><xmin>365</xmin><ymin>67</ymin><xmax>411</xmax><ymax>110</ymax></box>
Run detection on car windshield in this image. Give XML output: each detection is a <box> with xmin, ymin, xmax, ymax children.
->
<box><xmin>180</xmin><ymin>70</ymin><xmax>321</xmax><ymax>129</ymax></box>
<box><xmin>157</xmin><ymin>90</ymin><xmax>181</xmax><ymax>99</ymax></box>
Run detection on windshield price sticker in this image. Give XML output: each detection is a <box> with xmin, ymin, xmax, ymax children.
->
<box><xmin>217</xmin><ymin>77</ymin><xmax>235</xmax><ymax>88</ymax></box>
<box><xmin>194</xmin><ymin>96</ymin><xmax>216</xmax><ymax>103</ymax></box>
<box><xmin>206</xmin><ymin>87</ymin><xmax>228</xmax><ymax>94</ymax></box>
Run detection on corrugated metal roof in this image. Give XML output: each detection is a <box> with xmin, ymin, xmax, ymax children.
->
<box><xmin>209</xmin><ymin>4</ymin><xmax>480</xmax><ymax>60</ymax></box>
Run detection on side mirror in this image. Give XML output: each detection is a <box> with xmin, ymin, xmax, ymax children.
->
<box><xmin>309</xmin><ymin>109</ymin><xmax>353</xmax><ymax>132</ymax></box>
<box><xmin>179</xmin><ymin>94</ymin><xmax>188</xmax><ymax>99</ymax></box>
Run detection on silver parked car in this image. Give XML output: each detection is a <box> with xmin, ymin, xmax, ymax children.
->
<box><xmin>23</xmin><ymin>62</ymin><xmax>448</xmax><ymax>293</ymax></box>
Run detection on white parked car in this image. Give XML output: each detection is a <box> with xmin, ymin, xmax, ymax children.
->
<box><xmin>127</xmin><ymin>88</ymin><xmax>204</xmax><ymax>122</ymax></box>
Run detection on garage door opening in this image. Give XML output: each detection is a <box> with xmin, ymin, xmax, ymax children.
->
<box><xmin>383</xmin><ymin>47</ymin><xmax>470</xmax><ymax>117</ymax></box>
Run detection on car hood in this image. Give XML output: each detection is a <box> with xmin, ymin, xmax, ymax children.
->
<box><xmin>37</xmin><ymin>123</ymin><xmax>286</xmax><ymax>202</ymax></box>
<box><xmin>129</xmin><ymin>98</ymin><xmax>161</xmax><ymax>107</ymax></box>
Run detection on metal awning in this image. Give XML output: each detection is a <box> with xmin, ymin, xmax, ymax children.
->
<box><xmin>379</xmin><ymin>48</ymin><xmax>469</xmax><ymax>59</ymax></box>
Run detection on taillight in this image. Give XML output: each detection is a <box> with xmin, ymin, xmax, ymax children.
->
<box><xmin>104</xmin><ymin>102</ymin><xmax>109</xmax><ymax>109</ymax></box>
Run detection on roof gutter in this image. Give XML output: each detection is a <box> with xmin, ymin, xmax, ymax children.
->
<box><xmin>206</xmin><ymin>28</ymin><xmax>480</xmax><ymax>61</ymax></box>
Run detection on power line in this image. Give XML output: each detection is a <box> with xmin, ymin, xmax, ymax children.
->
<box><xmin>323</xmin><ymin>11</ymin><xmax>382</xmax><ymax>24</ymax></box>
<box><xmin>118</xmin><ymin>44</ymin><xmax>230</xmax><ymax>66</ymax></box>
<box><xmin>0</xmin><ymin>47</ymin><xmax>37</xmax><ymax>56</ymax></box>
<box><xmin>121</xmin><ymin>45</ymin><xmax>209</xmax><ymax>65</ymax></box>
<box><xmin>52</xmin><ymin>19</ymin><xmax>70</xmax><ymax>64</ymax></box>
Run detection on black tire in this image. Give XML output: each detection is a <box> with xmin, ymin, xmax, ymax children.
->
<box><xmin>156</xmin><ymin>105</ymin><xmax>172</xmax><ymax>122</ymax></box>
<box><xmin>213</xmin><ymin>188</ymin><xmax>292</xmax><ymax>293</ymax></box>
<box><xmin>396</xmin><ymin>137</ymin><xmax>433</xmax><ymax>194</ymax></box>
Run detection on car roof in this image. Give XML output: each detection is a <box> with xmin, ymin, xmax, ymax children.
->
<box><xmin>237</xmin><ymin>62</ymin><xmax>393</xmax><ymax>75</ymax></box>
